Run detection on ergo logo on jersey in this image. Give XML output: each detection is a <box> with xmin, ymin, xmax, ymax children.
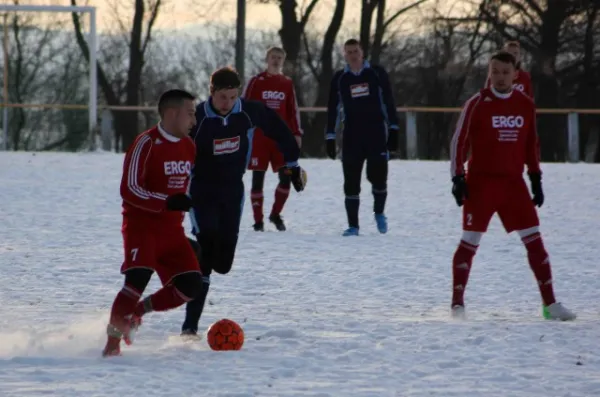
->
<box><xmin>492</xmin><ymin>115</ymin><xmax>524</xmax><ymax>129</ymax></box>
<box><xmin>513</xmin><ymin>83</ymin><xmax>525</xmax><ymax>92</ymax></box>
<box><xmin>164</xmin><ymin>161</ymin><xmax>191</xmax><ymax>175</ymax></box>
<box><xmin>262</xmin><ymin>91</ymin><xmax>285</xmax><ymax>100</ymax></box>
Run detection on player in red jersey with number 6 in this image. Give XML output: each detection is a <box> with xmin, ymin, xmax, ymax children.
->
<box><xmin>242</xmin><ymin>47</ymin><xmax>303</xmax><ymax>231</ymax></box>
<box><xmin>449</xmin><ymin>51</ymin><xmax>575</xmax><ymax>321</ymax></box>
<box><xmin>102</xmin><ymin>89</ymin><xmax>204</xmax><ymax>357</ymax></box>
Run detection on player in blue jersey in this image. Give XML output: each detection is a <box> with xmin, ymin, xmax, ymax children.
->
<box><xmin>180</xmin><ymin>66</ymin><xmax>306</xmax><ymax>338</ymax></box>
<box><xmin>325</xmin><ymin>39</ymin><xmax>400</xmax><ymax>236</ymax></box>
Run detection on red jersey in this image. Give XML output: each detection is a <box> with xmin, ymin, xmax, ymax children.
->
<box><xmin>485</xmin><ymin>68</ymin><xmax>534</xmax><ymax>98</ymax></box>
<box><xmin>120</xmin><ymin>125</ymin><xmax>195</xmax><ymax>228</ymax></box>
<box><xmin>450</xmin><ymin>87</ymin><xmax>541</xmax><ymax>178</ymax></box>
<box><xmin>242</xmin><ymin>71</ymin><xmax>303</xmax><ymax>137</ymax></box>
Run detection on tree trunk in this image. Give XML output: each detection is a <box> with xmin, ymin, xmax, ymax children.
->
<box><xmin>370</xmin><ymin>0</ymin><xmax>386</xmax><ymax>65</ymax></box>
<box><xmin>278</xmin><ymin>0</ymin><xmax>303</xmax><ymax>79</ymax></box>
<box><xmin>531</xmin><ymin>1</ymin><xmax>567</xmax><ymax>162</ymax></box>
<box><xmin>305</xmin><ymin>0</ymin><xmax>346</xmax><ymax>157</ymax></box>
<box><xmin>360</xmin><ymin>0</ymin><xmax>378</xmax><ymax>59</ymax></box>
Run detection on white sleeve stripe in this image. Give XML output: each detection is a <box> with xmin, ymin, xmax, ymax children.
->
<box><xmin>128</xmin><ymin>135</ymin><xmax>149</xmax><ymax>199</ymax></box>
<box><xmin>450</xmin><ymin>93</ymin><xmax>481</xmax><ymax>177</ymax></box>
<box><xmin>127</xmin><ymin>135</ymin><xmax>167</xmax><ymax>201</ymax></box>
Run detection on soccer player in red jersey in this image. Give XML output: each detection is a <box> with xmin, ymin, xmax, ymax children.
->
<box><xmin>484</xmin><ymin>41</ymin><xmax>533</xmax><ymax>98</ymax></box>
<box><xmin>242</xmin><ymin>47</ymin><xmax>303</xmax><ymax>231</ymax></box>
<box><xmin>449</xmin><ymin>51</ymin><xmax>575</xmax><ymax>321</ymax></box>
<box><xmin>102</xmin><ymin>89</ymin><xmax>203</xmax><ymax>356</ymax></box>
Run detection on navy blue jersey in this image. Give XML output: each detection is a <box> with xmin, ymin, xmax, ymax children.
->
<box><xmin>189</xmin><ymin>98</ymin><xmax>299</xmax><ymax>191</ymax></box>
<box><xmin>325</xmin><ymin>61</ymin><xmax>399</xmax><ymax>140</ymax></box>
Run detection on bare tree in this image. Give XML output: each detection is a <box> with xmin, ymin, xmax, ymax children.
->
<box><xmin>254</xmin><ymin>0</ymin><xmax>320</xmax><ymax>79</ymax></box>
<box><xmin>397</xmin><ymin>1</ymin><xmax>493</xmax><ymax>159</ymax></box>
<box><xmin>71</xmin><ymin>0</ymin><xmax>161</xmax><ymax>152</ymax></box>
<box><xmin>1</xmin><ymin>7</ymin><xmax>87</xmax><ymax>151</ymax></box>
<box><xmin>360</xmin><ymin>0</ymin><xmax>428</xmax><ymax>64</ymax></box>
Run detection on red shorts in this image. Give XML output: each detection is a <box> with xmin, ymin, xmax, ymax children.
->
<box><xmin>248</xmin><ymin>130</ymin><xmax>284</xmax><ymax>172</ymax></box>
<box><xmin>462</xmin><ymin>176</ymin><xmax>539</xmax><ymax>233</ymax></box>
<box><xmin>120</xmin><ymin>225</ymin><xmax>200</xmax><ymax>285</ymax></box>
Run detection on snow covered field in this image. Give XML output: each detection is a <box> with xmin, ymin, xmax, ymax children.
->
<box><xmin>1</xmin><ymin>152</ymin><xmax>600</xmax><ymax>397</ymax></box>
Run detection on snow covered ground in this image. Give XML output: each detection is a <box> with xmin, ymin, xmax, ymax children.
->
<box><xmin>1</xmin><ymin>152</ymin><xmax>600</xmax><ymax>397</ymax></box>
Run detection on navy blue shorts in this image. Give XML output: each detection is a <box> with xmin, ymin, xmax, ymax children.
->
<box><xmin>341</xmin><ymin>126</ymin><xmax>388</xmax><ymax>163</ymax></box>
<box><xmin>189</xmin><ymin>183</ymin><xmax>245</xmax><ymax>238</ymax></box>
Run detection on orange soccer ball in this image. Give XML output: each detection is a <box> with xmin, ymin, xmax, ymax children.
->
<box><xmin>206</xmin><ymin>319</ymin><xmax>244</xmax><ymax>351</ymax></box>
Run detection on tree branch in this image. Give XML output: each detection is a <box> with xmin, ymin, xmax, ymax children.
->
<box><xmin>383</xmin><ymin>0</ymin><xmax>429</xmax><ymax>30</ymax></box>
<box><xmin>71</xmin><ymin>0</ymin><xmax>120</xmax><ymax>105</ymax></box>
<box><xmin>302</xmin><ymin>31</ymin><xmax>320</xmax><ymax>80</ymax></box>
<box><xmin>522</xmin><ymin>0</ymin><xmax>544</xmax><ymax>17</ymax></box>
<box><xmin>300</xmin><ymin>0</ymin><xmax>320</xmax><ymax>28</ymax></box>
<box><xmin>142</xmin><ymin>0</ymin><xmax>162</xmax><ymax>55</ymax></box>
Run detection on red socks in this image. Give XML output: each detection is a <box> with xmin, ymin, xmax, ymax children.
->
<box><xmin>451</xmin><ymin>240</ymin><xmax>478</xmax><ymax>307</ymax></box>
<box><xmin>251</xmin><ymin>190</ymin><xmax>264</xmax><ymax>224</ymax></box>
<box><xmin>252</xmin><ymin>185</ymin><xmax>291</xmax><ymax>222</ymax></box>
<box><xmin>522</xmin><ymin>232</ymin><xmax>555</xmax><ymax>306</ymax></box>
<box><xmin>451</xmin><ymin>232</ymin><xmax>556</xmax><ymax>308</ymax></box>
<box><xmin>271</xmin><ymin>185</ymin><xmax>290</xmax><ymax>216</ymax></box>
<box><xmin>108</xmin><ymin>285</ymin><xmax>142</xmax><ymax>332</ymax></box>
<box><xmin>135</xmin><ymin>284</ymin><xmax>191</xmax><ymax>315</ymax></box>
<box><xmin>109</xmin><ymin>284</ymin><xmax>191</xmax><ymax>332</ymax></box>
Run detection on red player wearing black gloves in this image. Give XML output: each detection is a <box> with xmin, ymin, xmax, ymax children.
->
<box><xmin>449</xmin><ymin>51</ymin><xmax>575</xmax><ymax>321</ymax></box>
<box><xmin>103</xmin><ymin>89</ymin><xmax>203</xmax><ymax>357</ymax></box>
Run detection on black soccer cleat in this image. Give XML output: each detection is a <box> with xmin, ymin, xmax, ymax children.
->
<box><xmin>269</xmin><ymin>214</ymin><xmax>286</xmax><ymax>231</ymax></box>
<box><xmin>253</xmin><ymin>222</ymin><xmax>264</xmax><ymax>231</ymax></box>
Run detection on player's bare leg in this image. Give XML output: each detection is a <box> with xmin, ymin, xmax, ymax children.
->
<box><xmin>518</xmin><ymin>227</ymin><xmax>576</xmax><ymax>320</ymax></box>
<box><xmin>269</xmin><ymin>167</ymin><xmax>291</xmax><ymax>231</ymax></box>
<box><xmin>251</xmin><ymin>171</ymin><xmax>266</xmax><ymax>231</ymax></box>
<box><xmin>451</xmin><ymin>231</ymin><xmax>482</xmax><ymax>318</ymax></box>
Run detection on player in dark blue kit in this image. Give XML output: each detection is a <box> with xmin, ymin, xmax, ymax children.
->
<box><xmin>325</xmin><ymin>39</ymin><xmax>399</xmax><ymax>236</ymax></box>
<box><xmin>180</xmin><ymin>67</ymin><xmax>307</xmax><ymax>338</ymax></box>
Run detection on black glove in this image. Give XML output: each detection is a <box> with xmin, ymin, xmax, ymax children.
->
<box><xmin>166</xmin><ymin>193</ymin><xmax>192</xmax><ymax>212</ymax></box>
<box><xmin>284</xmin><ymin>165</ymin><xmax>307</xmax><ymax>192</ymax></box>
<box><xmin>528</xmin><ymin>173</ymin><xmax>544</xmax><ymax>207</ymax></box>
<box><xmin>326</xmin><ymin>139</ymin><xmax>336</xmax><ymax>160</ymax></box>
<box><xmin>451</xmin><ymin>175</ymin><xmax>468</xmax><ymax>207</ymax></box>
<box><xmin>387</xmin><ymin>127</ymin><xmax>399</xmax><ymax>152</ymax></box>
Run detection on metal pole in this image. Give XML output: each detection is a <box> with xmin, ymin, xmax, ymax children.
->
<box><xmin>567</xmin><ymin>112</ymin><xmax>580</xmax><ymax>163</ymax></box>
<box><xmin>89</xmin><ymin>8</ymin><xmax>97</xmax><ymax>151</ymax></box>
<box><xmin>235</xmin><ymin>0</ymin><xmax>245</xmax><ymax>82</ymax></box>
<box><xmin>3</xmin><ymin>13</ymin><xmax>8</xmax><ymax>151</ymax></box>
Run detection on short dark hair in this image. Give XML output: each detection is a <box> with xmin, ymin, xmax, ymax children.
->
<box><xmin>490</xmin><ymin>50</ymin><xmax>516</xmax><ymax>67</ymax></box>
<box><xmin>344</xmin><ymin>38</ymin><xmax>362</xmax><ymax>48</ymax></box>
<box><xmin>210</xmin><ymin>66</ymin><xmax>241</xmax><ymax>93</ymax></box>
<box><xmin>158</xmin><ymin>89</ymin><xmax>195</xmax><ymax>117</ymax></box>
